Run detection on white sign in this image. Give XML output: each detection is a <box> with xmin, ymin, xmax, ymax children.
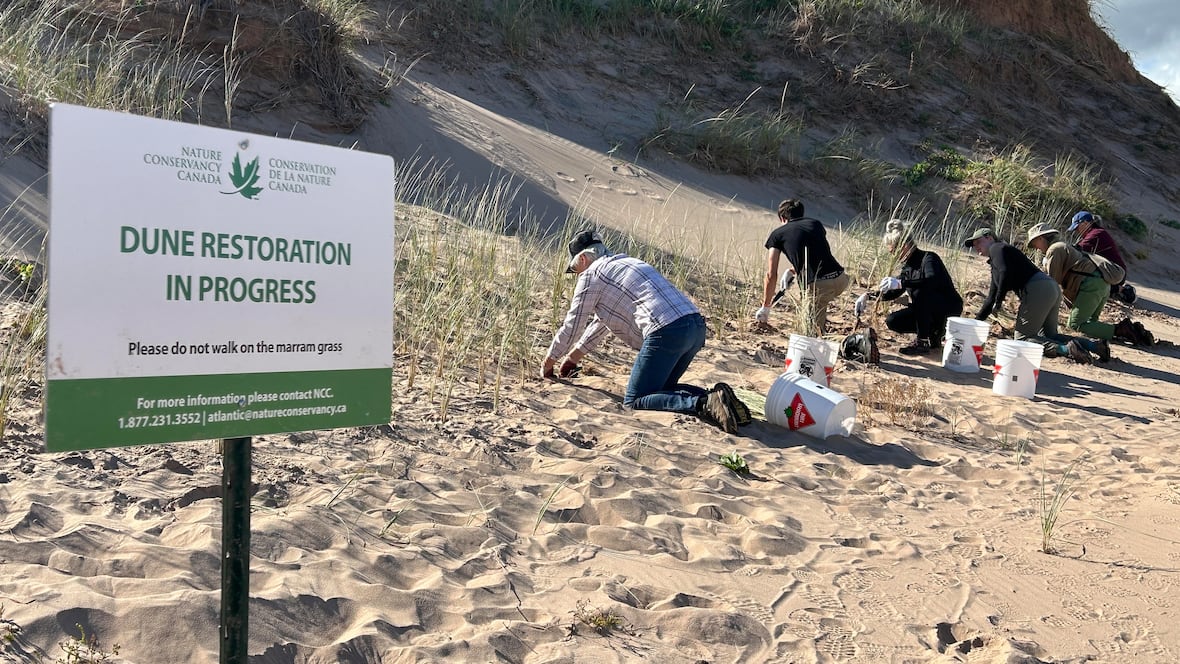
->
<box><xmin>46</xmin><ymin>104</ymin><xmax>395</xmax><ymax>450</ymax></box>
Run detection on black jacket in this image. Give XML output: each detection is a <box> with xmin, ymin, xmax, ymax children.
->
<box><xmin>881</xmin><ymin>248</ymin><xmax>963</xmax><ymax>314</ymax></box>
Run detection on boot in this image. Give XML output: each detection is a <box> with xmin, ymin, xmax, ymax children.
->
<box><xmin>1132</xmin><ymin>321</ymin><xmax>1155</xmax><ymax>346</ymax></box>
<box><xmin>1066</xmin><ymin>339</ymin><xmax>1093</xmax><ymax>365</ymax></box>
<box><xmin>1113</xmin><ymin>317</ymin><xmax>1136</xmax><ymax>343</ymax></box>
<box><xmin>1092</xmin><ymin>338</ymin><xmax>1111</xmax><ymax>363</ymax></box>
<box><xmin>712</xmin><ymin>383</ymin><xmax>752</xmax><ymax>426</ymax></box>
<box><xmin>899</xmin><ymin>338</ymin><xmax>932</xmax><ymax>356</ymax></box>
<box><xmin>698</xmin><ymin>390</ymin><xmax>737</xmax><ymax>434</ymax></box>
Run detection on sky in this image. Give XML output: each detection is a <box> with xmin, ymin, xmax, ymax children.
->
<box><xmin>1099</xmin><ymin>0</ymin><xmax>1180</xmax><ymax>98</ymax></box>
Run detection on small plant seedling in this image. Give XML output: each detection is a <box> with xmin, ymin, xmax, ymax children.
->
<box><xmin>718</xmin><ymin>451</ymin><xmax>749</xmax><ymax>475</ymax></box>
<box><xmin>58</xmin><ymin>624</ymin><xmax>120</xmax><ymax>664</ymax></box>
<box><xmin>1040</xmin><ymin>457</ymin><xmax>1084</xmax><ymax>554</ymax></box>
<box><xmin>573</xmin><ymin>600</ymin><xmax>626</xmax><ymax>635</ymax></box>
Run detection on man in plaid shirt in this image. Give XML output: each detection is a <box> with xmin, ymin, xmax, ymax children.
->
<box><xmin>542</xmin><ymin>230</ymin><xmax>749</xmax><ymax>433</ymax></box>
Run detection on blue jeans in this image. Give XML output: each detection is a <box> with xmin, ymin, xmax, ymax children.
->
<box><xmin>624</xmin><ymin>313</ymin><xmax>708</xmax><ymax>413</ymax></box>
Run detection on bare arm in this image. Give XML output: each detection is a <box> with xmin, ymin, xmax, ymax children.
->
<box><xmin>762</xmin><ymin>247</ymin><xmax>783</xmax><ymax>307</ymax></box>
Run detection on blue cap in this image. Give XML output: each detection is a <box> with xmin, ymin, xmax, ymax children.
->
<box><xmin>1069</xmin><ymin>211</ymin><xmax>1094</xmax><ymax>232</ymax></box>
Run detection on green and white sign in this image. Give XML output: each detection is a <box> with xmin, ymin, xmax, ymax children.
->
<box><xmin>46</xmin><ymin>104</ymin><xmax>395</xmax><ymax>451</ymax></box>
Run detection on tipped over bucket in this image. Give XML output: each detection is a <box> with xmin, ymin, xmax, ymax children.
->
<box><xmin>942</xmin><ymin>317</ymin><xmax>989</xmax><ymax>373</ymax></box>
<box><xmin>992</xmin><ymin>339</ymin><xmax>1043</xmax><ymax>399</ymax></box>
<box><xmin>784</xmin><ymin>334</ymin><xmax>837</xmax><ymax>387</ymax></box>
<box><xmin>766</xmin><ymin>372</ymin><xmax>856</xmax><ymax>439</ymax></box>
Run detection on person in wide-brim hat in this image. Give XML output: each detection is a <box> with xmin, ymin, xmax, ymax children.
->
<box><xmin>1026</xmin><ymin>222</ymin><xmax>1113</xmax><ymax>362</ymax></box>
<box><xmin>963</xmin><ymin>226</ymin><xmax>1096</xmax><ymax>364</ymax></box>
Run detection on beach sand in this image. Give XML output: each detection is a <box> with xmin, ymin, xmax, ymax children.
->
<box><xmin>4</xmin><ymin>64</ymin><xmax>1180</xmax><ymax>664</ymax></box>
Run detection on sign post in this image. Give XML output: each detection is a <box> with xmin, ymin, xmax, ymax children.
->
<box><xmin>46</xmin><ymin>104</ymin><xmax>395</xmax><ymax>662</ymax></box>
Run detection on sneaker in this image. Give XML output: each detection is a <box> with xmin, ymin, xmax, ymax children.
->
<box><xmin>1042</xmin><ymin>341</ymin><xmax>1062</xmax><ymax>358</ymax></box>
<box><xmin>699</xmin><ymin>390</ymin><xmax>737</xmax><ymax>434</ymax></box>
<box><xmin>712</xmin><ymin>382</ymin><xmax>752</xmax><ymax>426</ymax></box>
<box><xmin>1066</xmin><ymin>339</ymin><xmax>1092</xmax><ymax>365</ymax></box>
<box><xmin>898</xmin><ymin>338</ymin><xmax>932</xmax><ymax>356</ymax></box>
<box><xmin>1093</xmin><ymin>338</ymin><xmax>1111</xmax><ymax>363</ymax></box>
<box><xmin>1114</xmin><ymin>317</ymin><xmax>1136</xmax><ymax>343</ymax></box>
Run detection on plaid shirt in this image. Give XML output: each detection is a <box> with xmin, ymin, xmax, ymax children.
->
<box><xmin>546</xmin><ymin>254</ymin><xmax>700</xmax><ymax>360</ymax></box>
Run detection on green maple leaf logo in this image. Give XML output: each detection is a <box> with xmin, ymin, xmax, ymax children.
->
<box><xmin>225</xmin><ymin>152</ymin><xmax>262</xmax><ymax>199</ymax></box>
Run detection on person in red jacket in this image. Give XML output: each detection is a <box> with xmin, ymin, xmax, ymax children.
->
<box><xmin>1069</xmin><ymin>211</ymin><xmax>1132</xmax><ymax>302</ymax></box>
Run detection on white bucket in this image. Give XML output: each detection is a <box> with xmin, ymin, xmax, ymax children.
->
<box><xmin>942</xmin><ymin>317</ymin><xmax>990</xmax><ymax>373</ymax></box>
<box><xmin>765</xmin><ymin>372</ymin><xmax>856</xmax><ymax>439</ymax></box>
<box><xmin>784</xmin><ymin>334</ymin><xmax>837</xmax><ymax>387</ymax></box>
<box><xmin>992</xmin><ymin>339</ymin><xmax>1044</xmax><ymax>399</ymax></box>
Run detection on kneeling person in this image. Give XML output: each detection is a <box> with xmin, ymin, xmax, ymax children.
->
<box><xmin>543</xmin><ymin>230</ymin><xmax>750</xmax><ymax>433</ymax></box>
<box><xmin>876</xmin><ymin>220</ymin><xmax>963</xmax><ymax>356</ymax></box>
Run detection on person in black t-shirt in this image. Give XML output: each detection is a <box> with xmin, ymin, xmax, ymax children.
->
<box><xmin>755</xmin><ymin>199</ymin><xmax>850</xmax><ymax>335</ymax></box>
<box><xmin>963</xmin><ymin>227</ymin><xmax>1097</xmax><ymax>364</ymax></box>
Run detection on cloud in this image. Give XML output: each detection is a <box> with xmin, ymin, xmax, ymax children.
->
<box><xmin>1099</xmin><ymin>0</ymin><xmax>1180</xmax><ymax>96</ymax></box>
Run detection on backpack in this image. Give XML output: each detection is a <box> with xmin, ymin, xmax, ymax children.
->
<box><xmin>1088</xmin><ymin>251</ymin><xmax>1126</xmax><ymax>286</ymax></box>
<box><xmin>840</xmin><ymin>327</ymin><xmax>880</xmax><ymax>365</ymax></box>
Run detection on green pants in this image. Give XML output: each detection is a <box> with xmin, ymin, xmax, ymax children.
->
<box><xmin>1068</xmin><ymin>276</ymin><xmax>1114</xmax><ymax>340</ymax></box>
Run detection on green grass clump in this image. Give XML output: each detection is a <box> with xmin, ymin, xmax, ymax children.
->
<box><xmin>718</xmin><ymin>451</ymin><xmax>749</xmax><ymax>475</ymax></box>
<box><xmin>573</xmin><ymin>600</ymin><xmax>626</xmax><ymax>634</ymax></box>
<box><xmin>646</xmin><ymin>87</ymin><xmax>804</xmax><ymax>176</ymax></box>
<box><xmin>1039</xmin><ymin>457</ymin><xmax>1084</xmax><ymax>554</ymax></box>
<box><xmin>1113</xmin><ymin>213</ymin><xmax>1148</xmax><ymax>241</ymax></box>
<box><xmin>0</xmin><ymin>0</ymin><xmax>213</xmax><ymax>130</ymax></box>
<box><xmin>903</xmin><ymin>144</ymin><xmax>971</xmax><ymax>186</ymax></box>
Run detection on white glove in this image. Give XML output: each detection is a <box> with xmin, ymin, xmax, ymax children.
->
<box><xmin>777</xmin><ymin>270</ymin><xmax>796</xmax><ymax>292</ymax></box>
<box><xmin>754</xmin><ymin>306</ymin><xmax>771</xmax><ymax>323</ymax></box>
<box><xmin>879</xmin><ymin>276</ymin><xmax>902</xmax><ymax>292</ymax></box>
<box><xmin>854</xmin><ymin>292</ymin><xmax>871</xmax><ymax>318</ymax></box>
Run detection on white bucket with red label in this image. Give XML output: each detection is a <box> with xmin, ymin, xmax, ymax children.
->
<box><xmin>765</xmin><ymin>372</ymin><xmax>856</xmax><ymax>439</ymax></box>
<box><xmin>784</xmin><ymin>334</ymin><xmax>837</xmax><ymax>387</ymax></box>
<box><xmin>992</xmin><ymin>339</ymin><xmax>1044</xmax><ymax>399</ymax></box>
<box><xmin>942</xmin><ymin>317</ymin><xmax>989</xmax><ymax>373</ymax></box>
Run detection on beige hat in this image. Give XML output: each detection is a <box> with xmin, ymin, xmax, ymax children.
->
<box><xmin>1026</xmin><ymin>222</ymin><xmax>1059</xmax><ymax>245</ymax></box>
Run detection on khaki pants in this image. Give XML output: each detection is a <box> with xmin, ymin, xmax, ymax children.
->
<box><xmin>798</xmin><ymin>271</ymin><xmax>851</xmax><ymax>335</ymax></box>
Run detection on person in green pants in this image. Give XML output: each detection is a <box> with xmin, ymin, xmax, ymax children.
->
<box><xmin>1026</xmin><ymin>223</ymin><xmax>1111</xmax><ymax>362</ymax></box>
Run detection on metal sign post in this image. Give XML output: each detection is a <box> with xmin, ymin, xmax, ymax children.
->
<box><xmin>220</xmin><ymin>437</ymin><xmax>252</xmax><ymax>664</ymax></box>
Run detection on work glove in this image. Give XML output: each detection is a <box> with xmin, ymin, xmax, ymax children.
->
<box><xmin>854</xmin><ymin>292</ymin><xmax>872</xmax><ymax>318</ymax></box>
<box><xmin>879</xmin><ymin>276</ymin><xmax>902</xmax><ymax>292</ymax></box>
<box><xmin>777</xmin><ymin>270</ymin><xmax>796</xmax><ymax>292</ymax></box>
<box><xmin>754</xmin><ymin>306</ymin><xmax>771</xmax><ymax>323</ymax></box>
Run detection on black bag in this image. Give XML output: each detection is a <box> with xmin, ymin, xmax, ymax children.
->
<box><xmin>840</xmin><ymin>327</ymin><xmax>879</xmax><ymax>364</ymax></box>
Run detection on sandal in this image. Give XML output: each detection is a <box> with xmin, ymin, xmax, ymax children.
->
<box><xmin>712</xmin><ymin>382</ymin><xmax>752</xmax><ymax>426</ymax></box>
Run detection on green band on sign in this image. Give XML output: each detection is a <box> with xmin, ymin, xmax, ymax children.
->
<box><xmin>45</xmin><ymin>368</ymin><xmax>391</xmax><ymax>451</ymax></box>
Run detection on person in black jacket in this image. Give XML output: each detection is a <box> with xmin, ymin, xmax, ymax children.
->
<box><xmin>874</xmin><ymin>220</ymin><xmax>964</xmax><ymax>356</ymax></box>
<box><xmin>964</xmin><ymin>227</ymin><xmax>1096</xmax><ymax>364</ymax></box>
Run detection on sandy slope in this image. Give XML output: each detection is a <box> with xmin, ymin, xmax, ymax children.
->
<box><xmin>3</xmin><ymin>64</ymin><xmax>1180</xmax><ymax>664</ymax></box>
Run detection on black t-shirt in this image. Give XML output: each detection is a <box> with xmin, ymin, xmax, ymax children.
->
<box><xmin>976</xmin><ymin>241</ymin><xmax>1041</xmax><ymax>320</ymax></box>
<box><xmin>764</xmin><ymin>218</ymin><xmax>844</xmax><ymax>285</ymax></box>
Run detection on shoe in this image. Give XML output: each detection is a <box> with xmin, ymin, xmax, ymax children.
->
<box><xmin>1093</xmin><ymin>338</ymin><xmax>1111</xmax><ymax>363</ymax></box>
<box><xmin>898</xmin><ymin>338</ymin><xmax>932</xmax><ymax>356</ymax></box>
<box><xmin>1132</xmin><ymin>321</ymin><xmax>1155</xmax><ymax>346</ymax></box>
<box><xmin>1042</xmin><ymin>341</ymin><xmax>1062</xmax><ymax>358</ymax></box>
<box><xmin>699</xmin><ymin>390</ymin><xmax>737</xmax><ymax>434</ymax></box>
<box><xmin>1066</xmin><ymin>339</ymin><xmax>1092</xmax><ymax>365</ymax></box>
<box><xmin>1114</xmin><ymin>317</ymin><xmax>1136</xmax><ymax>343</ymax></box>
<box><xmin>712</xmin><ymin>382</ymin><xmax>752</xmax><ymax>426</ymax></box>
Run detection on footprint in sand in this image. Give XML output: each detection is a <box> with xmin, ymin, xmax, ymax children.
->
<box><xmin>611</xmin><ymin>163</ymin><xmax>645</xmax><ymax>177</ymax></box>
<box><xmin>585</xmin><ymin>175</ymin><xmax>611</xmax><ymax>189</ymax></box>
<box><xmin>607</xmin><ymin>180</ymin><xmax>639</xmax><ymax>195</ymax></box>
<box><xmin>555</xmin><ymin>171</ymin><xmax>577</xmax><ymax>182</ymax></box>
<box><xmin>641</xmin><ymin>187</ymin><xmax>664</xmax><ymax>201</ymax></box>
